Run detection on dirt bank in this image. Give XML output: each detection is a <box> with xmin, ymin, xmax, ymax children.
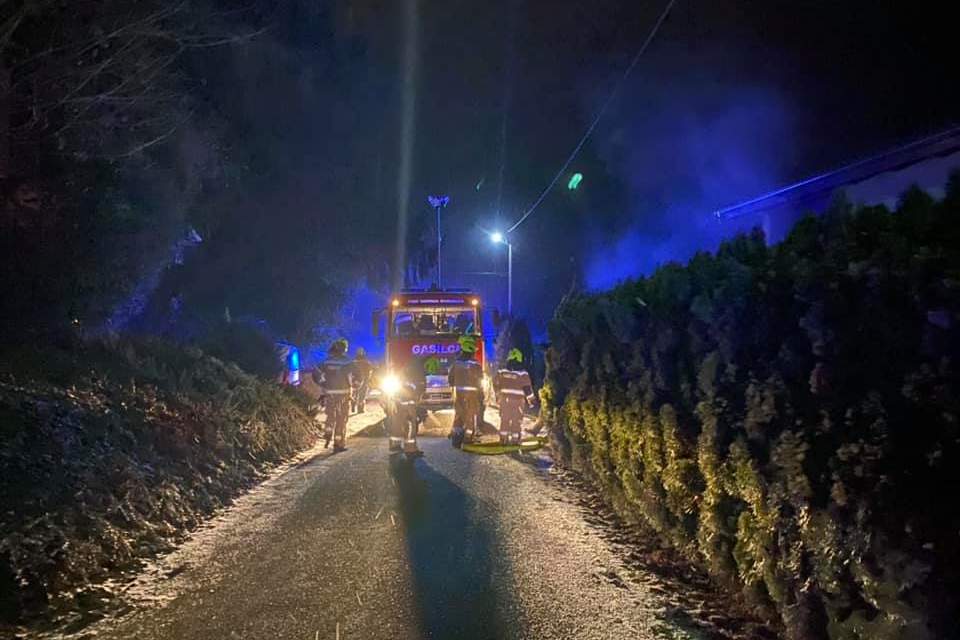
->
<box><xmin>0</xmin><ymin>337</ymin><xmax>319</xmax><ymax>635</ymax></box>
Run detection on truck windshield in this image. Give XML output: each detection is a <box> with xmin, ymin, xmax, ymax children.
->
<box><xmin>392</xmin><ymin>307</ymin><xmax>477</xmax><ymax>337</ymax></box>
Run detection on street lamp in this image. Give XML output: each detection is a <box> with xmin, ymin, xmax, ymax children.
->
<box><xmin>489</xmin><ymin>231</ymin><xmax>512</xmax><ymax>315</ymax></box>
<box><xmin>428</xmin><ymin>195</ymin><xmax>450</xmax><ymax>288</ymax></box>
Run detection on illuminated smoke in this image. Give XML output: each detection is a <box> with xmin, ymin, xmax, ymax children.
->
<box><xmin>584</xmin><ymin>85</ymin><xmax>796</xmax><ymax>289</ymax></box>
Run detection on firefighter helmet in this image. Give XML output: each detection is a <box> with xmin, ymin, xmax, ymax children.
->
<box><xmin>507</xmin><ymin>348</ymin><xmax>523</xmax><ymax>363</ymax></box>
<box><xmin>458</xmin><ymin>335</ymin><xmax>477</xmax><ymax>354</ymax></box>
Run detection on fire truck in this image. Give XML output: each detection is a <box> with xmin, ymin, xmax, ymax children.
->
<box><xmin>372</xmin><ymin>288</ymin><xmax>488</xmax><ymax>409</ymax></box>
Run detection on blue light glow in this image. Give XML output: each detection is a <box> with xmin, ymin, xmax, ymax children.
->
<box><xmin>584</xmin><ymin>86</ymin><xmax>795</xmax><ymax>290</ymax></box>
<box><xmin>330</xmin><ymin>283</ymin><xmax>386</xmax><ymax>361</ymax></box>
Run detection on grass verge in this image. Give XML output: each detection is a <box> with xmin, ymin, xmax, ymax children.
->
<box><xmin>0</xmin><ymin>335</ymin><xmax>319</xmax><ymax>633</ymax></box>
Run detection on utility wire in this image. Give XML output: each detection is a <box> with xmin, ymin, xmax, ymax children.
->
<box><xmin>506</xmin><ymin>0</ymin><xmax>678</xmax><ymax>234</ymax></box>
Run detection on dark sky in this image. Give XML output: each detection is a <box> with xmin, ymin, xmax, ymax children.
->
<box><xmin>161</xmin><ymin>0</ymin><xmax>956</xmax><ymax>347</ymax></box>
<box><xmin>390</xmin><ymin>0</ymin><xmax>957</xmax><ymax>333</ymax></box>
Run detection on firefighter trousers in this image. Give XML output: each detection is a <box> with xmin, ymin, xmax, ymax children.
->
<box><xmin>453</xmin><ymin>390</ymin><xmax>483</xmax><ymax>438</ymax></box>
<box><xmin>325</xmin><ymin>394</ymin><xmax>350</xmax><ymax>448</ymax></box>
<box><xmin>353</xmin><ymin>380</ymin><xmax>369</xmax><ymax>413</ymax></box>
<box><xmin>498</xmin><ymin>394</ymin><xmax>525</xmax><ymax>443</ymax></box>
<box><xmin>388</xmin><ymin>400</ymin><xmax>419</xmax><ymax>452</ymax></box>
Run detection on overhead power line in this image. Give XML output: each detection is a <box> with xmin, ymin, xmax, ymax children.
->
<box><xmin>506</xmin><ymin>0</ymin><xmax>678</xmax><ymax>234</ymax></box>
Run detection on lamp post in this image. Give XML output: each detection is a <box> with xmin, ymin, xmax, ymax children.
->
<box><xmin>427</xmin><ymin>195</ymin><xmax>449</xmax><ymax>287</ymax></box>
<box><xmin>490</xmin><ymin>231</ymin><xmax>512</xmax><ymax>315</ymax></box>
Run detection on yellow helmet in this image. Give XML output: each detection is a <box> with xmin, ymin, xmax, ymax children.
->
<box><xmin>507</xmin><ymin>348</ymin><xmax>523</xmax><ymax>363</ymax></box>
<box><xmin>458</xmin><ymin>335</ymin><xmax>477</xmax><ymax>354</ymax></box>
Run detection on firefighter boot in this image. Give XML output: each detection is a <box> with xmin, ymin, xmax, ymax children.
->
<box><xmin>402</xmin><ymin>412</ymin><xmax>422</xmax><ymax>457</ymax></box>
<box><xmin>403</xmin><ymin>438</ymin><xmax>422</xmax><ymax>457</ymax></box>
<box><xmin>469</xmin><ymin>407</ymin><xmax>483</xmax><ymax>443</ymax></box>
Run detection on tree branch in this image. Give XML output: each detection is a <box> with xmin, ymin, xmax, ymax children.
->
<box><xmin>108</xmin><ymin>113</ymin><xmax>189</xmax><ymax>159</ymax></box>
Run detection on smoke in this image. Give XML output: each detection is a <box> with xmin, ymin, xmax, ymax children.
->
<box><xmin>299</xmin><ymin>282</ymin><xmax>384</xmax><ymax>366</ymax></box>
<box><xmin>583</xmin><ymin>76</ymin><xmax>797</xmax><ymax>290</ymax></box>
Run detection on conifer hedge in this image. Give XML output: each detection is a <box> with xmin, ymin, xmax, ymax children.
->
<box><xmin>542</xmin><ymin>179</ymin><xmax>960</xmax><ymax>639</ymax></box>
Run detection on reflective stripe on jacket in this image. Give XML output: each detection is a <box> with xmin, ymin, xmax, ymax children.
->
<box><xmin>318</xmin><ymin>357</ymin><xmax>353</xmax><ymax>392</ymax></box>
<box><xmin>494</xmin><ymin>368</ymin><xmax>533</xmax><ymax>401</ymax></box>
<box><xmin>448</xmin><ymin>359</ymin><xmax>483</xmax><ymax>389</ymax></box>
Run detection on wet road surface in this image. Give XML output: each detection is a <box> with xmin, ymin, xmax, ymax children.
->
<box><xmin>77</xmin><ymin>408</ymin><xmax>759</xmax><ymax>640</ymax></box>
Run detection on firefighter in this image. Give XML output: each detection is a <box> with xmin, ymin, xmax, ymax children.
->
<box><xmin>351</xmin><ymin>347</ymin><xmax>374</xmax><ymax>414</ymax></box>
<box><xmin>316</xmin><ymin>339</ymin><xmax>353</xmax><ymax>452</ymax></box>
<box><xmin>449</xmin><ymin>335</ymin><xmax>484</xmax><ymax>448</ymax></box>
<box><xmin>494</xmin><ymin>348</ymin><xmax>535</xmax><ymax>445</ymax></box>
<box><xmin>389</xmin><ymin>358</ymin><xmax>425</xmax><ymax>456</ymax></box>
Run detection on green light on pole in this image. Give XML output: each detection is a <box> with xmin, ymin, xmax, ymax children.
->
<box><xmin>567</xmin><ymin>172</ymin><xmax>583</xmax><ymax>190</ymax></box>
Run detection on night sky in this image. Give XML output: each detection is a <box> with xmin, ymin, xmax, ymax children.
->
<box><xmin>370</xmin><ymin>0</ymin><xmax>957</xmax><ymax>334</ymax></box>
<box><xmin>156</xmin><ymin>0</ymin><xmax>958</xmax><ymax>345</ymax></box>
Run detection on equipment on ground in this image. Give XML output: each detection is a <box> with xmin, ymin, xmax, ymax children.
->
<box><xmin>461</xmin><ymin>436</ymin><xmax>547</xmax><ymax>455</ymax></box>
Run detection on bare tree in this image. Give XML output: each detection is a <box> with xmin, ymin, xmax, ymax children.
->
<box><xmin>0</xmin><ymin>1</ymin><xmax>269</xmax><ymax>334</ymax></box>
<box><xmin>1</xmin><ymin>0</ymin><xmax>265</xmax><ymax>168</ymax></box>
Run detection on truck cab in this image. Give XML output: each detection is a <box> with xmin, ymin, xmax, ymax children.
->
<box><xmin>373</xmin><ymin>288</ymin><xmax>487</xmax><ymax>408</ymax></box>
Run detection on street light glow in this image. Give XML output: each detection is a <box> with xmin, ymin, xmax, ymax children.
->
<box><xmin>490</xmin><ymin>231</ymin><xmax>504</xmax><ymax>244</ymax></box>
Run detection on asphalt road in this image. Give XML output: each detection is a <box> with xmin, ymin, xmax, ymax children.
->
<box><xmin>76</xmin><ymin>407</ymin><xmax>758</xmax><ymax>640</ymax></box>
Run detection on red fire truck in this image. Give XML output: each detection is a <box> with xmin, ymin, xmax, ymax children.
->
<box><xmin>372</xmin><ymin>288</ymin><xmax>488</xmax><ymax>408</ymax></box>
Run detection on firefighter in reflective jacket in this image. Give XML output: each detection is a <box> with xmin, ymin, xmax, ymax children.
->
<box><xmin>315</xmin><ymin>339</ymin><xmax>353</xmax><ymax>451</ymax></box>
<box><xmin>494</xmin><ymin>348</ymin><xmax>535</xmax><ymax>444</ymax></box>
<box><xmin>449</xmin><ymin>335</ymin><xmax>484</xmax><ymax>447</ymax></box>
<box><xmin>389</xmin><ymin>358</ymin><xmax>425</xmax><ymax>456</ymax></box>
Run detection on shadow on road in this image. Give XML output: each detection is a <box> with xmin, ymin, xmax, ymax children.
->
<box><xmin>351</xmin><ymin>416</ymin><xmax>387</xmax><ymax>438</ymax></box>
<box><xmin>389</xmin><ymin>455</ymin><xmax>522</xmax><ymax>639</ymax></box>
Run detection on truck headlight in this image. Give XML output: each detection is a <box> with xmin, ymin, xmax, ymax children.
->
<box><xmin>380</xmin><ymin>373</ymin><xmax>402</xmax><ymax>397</ymax></box>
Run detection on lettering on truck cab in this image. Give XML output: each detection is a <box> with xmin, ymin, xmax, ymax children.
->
<box><xmin>411</xmin><ymin>344</ymin><xmax>461</xmax><ymax>356</ymax></box>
